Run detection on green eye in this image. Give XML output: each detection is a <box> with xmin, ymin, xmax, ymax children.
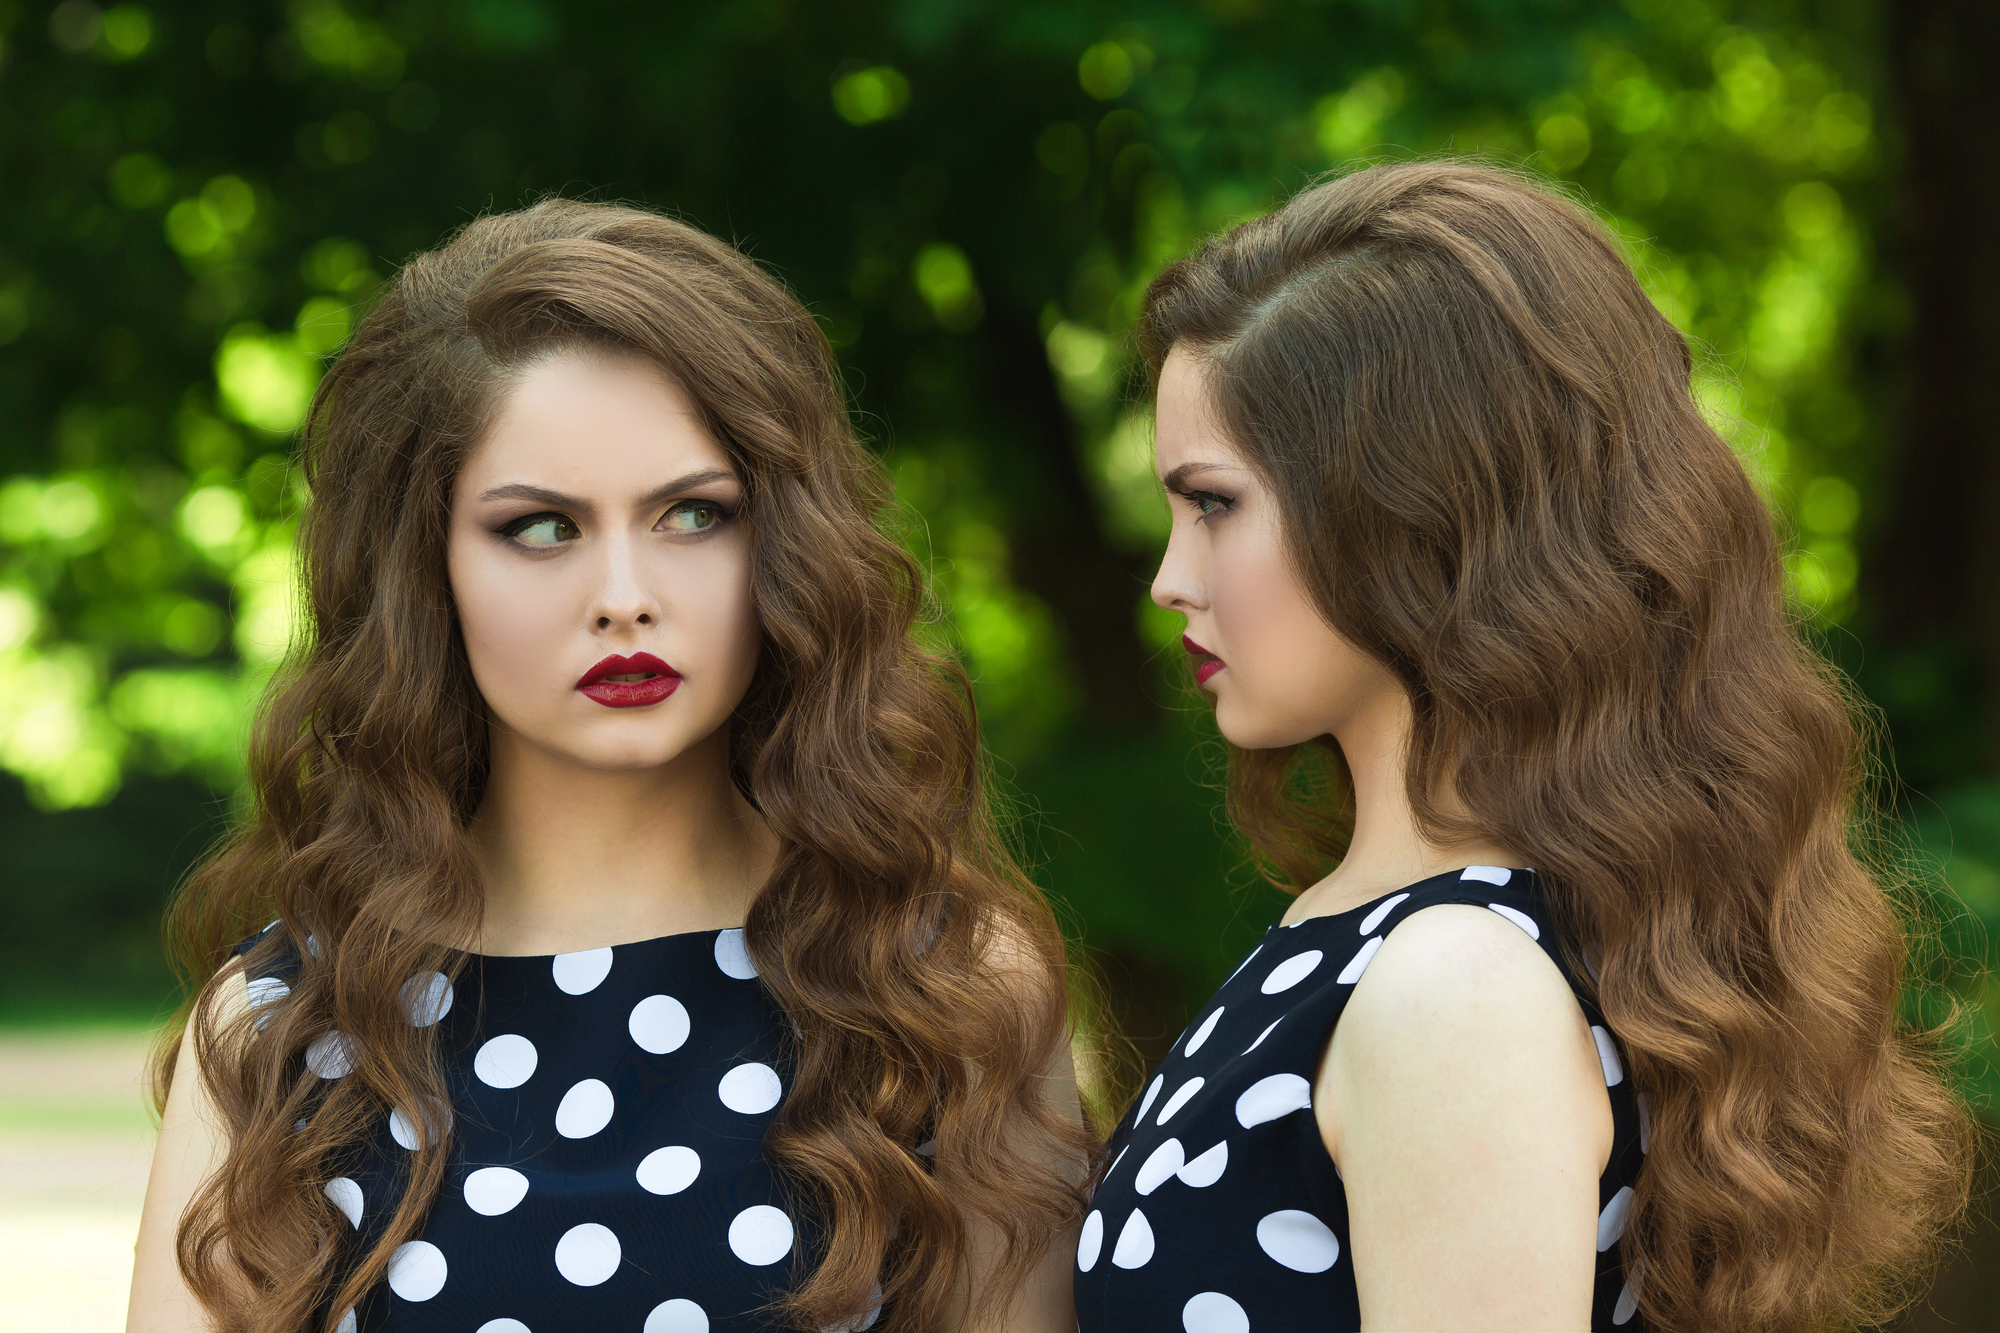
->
<box><xmin>506</xmin><ymin>514</ymin><xmax>579</xmax><ymax>546</ymax></box>
<box><xmin>662</xmin><ymin>502</ymin><xmax>723</xmax><ymax>533</ymax></box>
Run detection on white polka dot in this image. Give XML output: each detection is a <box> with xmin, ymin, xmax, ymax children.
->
<box><xmin>1178</xmin><ymin>1140</ymin><xmax>1228</xmax><ymax>1188</ymax></box>
<box><xmin>400</xmin><ymin>971</ymin><xmax>453</xmax><ymax>1026</ymax></box>
<box><xmin>389</xmin><ymin>1099</ymin><xmax>451</xmax><ymax>1151</ymax></box>
<box><xmin>306</xmin><ymin>932</ymin><xmax>321</xmax><ymax>958</ymax></box>
<box><xmin>1592</xmin><ymin>1026</ymin><xmax>1625</xmax><ymax>1086</ymax></box>
<box><xmin>629</xmin><ymin>994</ymin><xmax>691</xmax><ymax>1054</ymax></box>
<box><xmin>1223</xmin><ymin>944</ymin><xmax>1261</xmax><ymax>983</ymax></box>
<box><xmin>1076</xmin><ymin>1209</ymin><xmax>1104</xmax><ymax>1272</ymax></box>
<box><xmin>474</xmin><ymin>1033</ymin><xmax>538</xmax><ymax>1089</ymax></box>
<box><xmin>556</xmin><ymin>1079</ymin><xmax>616</xmax><ymax>1138</ymax></box>
<box><xmin>551</xmin><ymin>946</ymin><xmax>613</xmax><ymax>995</ymax></box>
<box><xmin>305</xmin><ymin>1032</ymin><xmax>356</xmax><ymax>1079</ymax></box>
<box><xmin>1235</xmin><ymin>1073</ymin><xmax>1312</xmax><ymax>1127</ymax></box>
<box><xmin>246</xmin><ymin>976</ymin><xmax>288</xmax><ymax>1031</ymax></box>
<box><xmin>636</xmin><ymin>1145</ymin><xmax>701</xmax><ymax>1195</ymax></box>
<box><xmin>727</xmin><ymin>1204</ymin><xmax>794</xmax><ymax>1265</ymax></box>
<box><xmin>1134</xmin><ymin>1074</ymin><xmax>1164</xmax><ymax>1121</ymax></box>
<box><xmin>1637</xmin><ymin>1093</ymin><xmax>1652</xmax><ymax>1153</ymax></box>
<box><xmin>914</xmin><ymin>1138</ymin><xmax>936</xmax><ymax>1157</ymax></box>
<box><xmin>1597</xmin><ymin>1185</ymin><xmax>1634</xmax><ymax>1252</ymax></box>
<box><xmin>1110</xmin><ymin>1207</ymin><xmax>1154</xmax><ymax>1268</ymax></box>
<box><xmin>1358</xmin><ymin>893</ymin><xmax>1410</xmax><ymax>935</ymax></box>
<box><xmin>335</xmin><ymin>1311</ymin><xmax>356</xmax><ymax>1333</ymax></box>
<box><xmin>713</xmin><ymin>928</ymin><xmax>758</xmax><ymax>979</ymax></box>
<box><xmin>464</xmin><ymin>1166</ymin><xmax>530</xmax><ymax>1216</ymax></box>
<box><xmin>476</xmin><ymin>1322</ymin><xmax>532</xmax><ymax>1333</ymax></box>
<box><xmin>1260</xmin><ymin>949</ymin><xmax>1324</xmax><ymax>994</ymax></box>
<box><xmin>1336</xmin><ymin>937</ymin><xmax>1384</xmax><ymax>985</ymax></box>
<box><xmin>644</xmin><ymin>1300</ymin><xmax>709</xmax><ymax>1333</ymax></box>
<box><xmin>387</xmin><ymin>1239</ymin><xmax>447</xmax><ymax>1300</ymax></box>
<box><xmin>1243</xmin><ymin>1018</ymin><xmax>1280</xmax><ymax>1054</ymax></box>
<box><xmin>1488</xmin><ymin>902</ymin><xmax>1540</xmax><ymax>940</ymax></box>
<box><xmin>324</xmin><ymin>1176</ymin><xmax>362</xmax><ymax>1228</ymax></box>
<box><xmin>554</xmin><ymin>1221</ymin><xmax>622</xmax><ymax>1286</ymax></box>
<box><xmin>1156</xmin><ymin>1076</ymin><xmax>1204</xmax><ymax>1125</ymax></box>
<box><xmin>1461</xmin><ymin>864</ymin><xmax>1513</xmax><ymax>885</ymax></box>
<box><xmin>1105</xmin><ymin>1145</ymin><xmax>1128</xmax><ymax>1178</ymax></box>
<box><xmin>1183</xmin><ymin>1007</ymin><xmax>1224</xmax><ymax>1057</ymax></box>
<box><xmin>718</xmin><ymin>1062</ymin><xmax>782</xmax><ymax>1114</ymax></box>
<box><xmin>1613</xmin><ymin>1280</ymin><xmax>1640</xmax><ymax>1325</ymax></box>
<box><xmin>1181</xmin><ymin>1291</ymin><xmax>1249</xmax><ymax>1333</ymax></box>
<box><xmin>1133</xmin><ymin>1138</ymin><xmax>1184</xmax><ymax>1195</ymax></box>
<box><xmin>1256</xmin><ymin>1208</ymin><xmax>1340</xmax><ymax>1272</ymax></box>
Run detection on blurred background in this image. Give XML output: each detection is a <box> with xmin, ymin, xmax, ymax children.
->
<box><xmin>0</xmin><ymin>0</ymin><xmax>1994</xmax><ymax>1327</ymax></box>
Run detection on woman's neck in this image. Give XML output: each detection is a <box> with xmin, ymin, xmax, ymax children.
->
<box><xmin>1284</xmin><ymin>691</ymin><xmax>1520</xmax><ymax>924</ymax></box>
<box><xmin>468</xmin><ymin>726</ymin><xmax>777</xmax><ymax>955</ymax></box>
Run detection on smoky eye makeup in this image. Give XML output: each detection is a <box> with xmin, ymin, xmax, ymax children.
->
<box><xmin>497</xmin><ymin>511</ymin><xmax>581</xmax><ymax>548</ymax></box>
<box><xmin>656</xmin><ymin>497</ymin><xmax>737</xmax><ymax>534</ymax></box>
<box><xmin>1175</xmin><ymin>487</ymin><xmax>1238</xmax><ymax>518</ymax></box>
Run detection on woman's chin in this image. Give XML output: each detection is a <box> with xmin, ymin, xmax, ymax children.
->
<box><xmin>1213</xmin><ymin>701</ymin><xmax>1327</xmax><ymax>753</ymax></box>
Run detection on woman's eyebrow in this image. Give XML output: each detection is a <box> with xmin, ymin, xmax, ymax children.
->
<box><xmin>1161</xmin><ymin>461</ymin><xmax>1244</xmax><ymax>490</ymax></box>
<box><xmin>635</xmin><ymin>468</ymin><xmax>739</xmax><ymax>508</ymax></box>
<box><xmin>478</xmin><ymin>468</ymin><xmax>740</xmax><ymax>512</ymax></box>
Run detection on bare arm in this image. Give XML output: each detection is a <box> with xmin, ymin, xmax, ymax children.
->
<box><xmin>128</xmin><ymin>966</ymin><xmax>247</xmax><ymax>1333</ymax></box>
<box><xmin>947</xmin><ymin>1033</ymin><xmax>1088</xmax><ymax>1333</ymax></box>
<box><xmin>1321</xmin><ymin>905</ymin><xmax>1612</xmax><ymax>1332</ymax></box>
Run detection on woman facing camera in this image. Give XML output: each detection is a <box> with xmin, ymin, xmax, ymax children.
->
<box><xmin>1075</xmin><ymin>162</ymin><xmax>1971</xmax><ymax>1333</ymax></box>
<box><xmin>129</xmin><ymin>202</ymin><xmax>1091</xmax><ymax>1332</ymax></box>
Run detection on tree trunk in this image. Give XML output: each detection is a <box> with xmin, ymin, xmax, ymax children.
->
<box><xmin>1873</xmin><ymin>0</ymin><xmax>2000</xmax><ymax>776</ymax></box>
<box><xmin>980</xmin><ymin>305</ymin><xmax>1158</xmax><ymax>732</ymax></box>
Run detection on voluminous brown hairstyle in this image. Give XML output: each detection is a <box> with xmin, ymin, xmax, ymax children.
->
<box><xmin>154</xmin><ymin>200</ymin><xmax>1092</xmax><ymax>1332</ymax></box>
<box><xmin>1141</xmin><ymin>162</ymin><xmax>1974</xmax><ymax>1333</ymax></box>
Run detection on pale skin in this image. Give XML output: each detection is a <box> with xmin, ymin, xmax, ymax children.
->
<box><xmin>1149</xmin><ymin>347</ymin><xmax>1613</xmax><ymax>1332</ymax></box>
<box><xmin>131</xmin><ymin>350</ymin><xmax>1081</xmax><ymax>1331</ymax></box>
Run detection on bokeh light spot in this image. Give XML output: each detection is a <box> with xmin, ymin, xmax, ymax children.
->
<box><xmin>832</xmin><ymin>66</ymin><xmax>910</xmax><ymax>126</ymax></box>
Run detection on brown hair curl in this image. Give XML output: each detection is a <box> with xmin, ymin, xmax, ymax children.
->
<box><xmin>154</xmin><ymin>200</ymin><xmax>1091</xmax><ymax>1331</ymax></box>
<box><xmin>1140</xmin><ymin>161</ymin><xmax>1974</xmax><ymax>1332</ymax></box>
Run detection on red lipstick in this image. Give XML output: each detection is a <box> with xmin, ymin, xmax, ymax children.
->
<box><xmin>1182</xmin><ymin>634</ymin><xmax>1225</xmax><ymax>687</ymax></box>
<box><xmin>576</xmin><ymin>652</ymin><xmax>682</xmax><ymax>708</ymax></box>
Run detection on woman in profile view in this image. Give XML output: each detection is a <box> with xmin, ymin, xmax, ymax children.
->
<box><xmin>1074</xmin><ymin>162</ymin><xmax>1973</xmax><ymax>1333</ymax></box>
<box><xmin>128</xmin><ymin>202</ymin><xmax>1092</xmax><ymax>1332</ymax></box>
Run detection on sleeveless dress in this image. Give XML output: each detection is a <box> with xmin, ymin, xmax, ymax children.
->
<box><xmin>1072</xmin><ymin>867</ymin><xmax>1648</xmax><ymax>1332</ymax></box>
<box><xmin>237</xmin><ymin>924</ymin><xmax>867</xmax><ymax>1333</ymax></box>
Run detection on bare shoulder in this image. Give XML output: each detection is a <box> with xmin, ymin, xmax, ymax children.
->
<box><xmin>129</xmin><ymin>958</ymin><xmax>252</xmax><ymax>1331</ymax></box>
<box><xmin>1322</xmin><ymin>902</ymin><xmax>1611</xmax><ymax>1166</ymax></box>
<box><xmin>1342</xmin><ymin>903</ymin><xmax>1583</xmax><ymax>1040</ymax></box>
<box><xmin>1321</xmin><ymin>904</ymin><xmax>1612</xmax><ymax>1328</ymax></box>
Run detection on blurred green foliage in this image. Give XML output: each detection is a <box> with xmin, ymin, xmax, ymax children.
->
<box><xmin>0</xmin><ymin>0</ymin><xmax>1991</xmax><ymax>1109</ymax></box>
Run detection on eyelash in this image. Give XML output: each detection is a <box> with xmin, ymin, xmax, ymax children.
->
<box><xmin>496</xmin><ymin>500</ymin><xmax>736</xmax><ymax>549</ymax></box>
<box><xmin>1178</xmin><ymin>489</ymin><xmax>1235</xmax><ymax>519</ymax></box>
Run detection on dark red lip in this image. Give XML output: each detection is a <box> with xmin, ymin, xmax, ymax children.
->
<box><xmin>1182</xmin><ymin>634</ymin><xmax>1225</xmax><ymax>687</ymax></box>
<box><xmin>576</xmin><ymin>652</ymin><xmax>682</xmax><ymax>708</ymax></box>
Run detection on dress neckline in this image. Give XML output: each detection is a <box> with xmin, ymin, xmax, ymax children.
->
<box><xmin>462</xmin><ymin>923</ymin><xmax>738</xmax><ymax>962</ymax></box>
<box><xmin>1271</xmin><ymin>865</ymin><xmax>1538</xmax><ymax>933</ymax></box>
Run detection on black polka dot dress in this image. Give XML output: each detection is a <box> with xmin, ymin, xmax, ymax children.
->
<box><xmin>238</xmin><ymin>926</ymin><xmax>867</xmax><ymax>1333</ymax></box>
<box><xmin>1073</xmin><ymin>867</ymin><xmax>1648</xmax><ymax>1333</ymax></box>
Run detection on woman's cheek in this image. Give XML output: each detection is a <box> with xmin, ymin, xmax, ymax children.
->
<box><xmin>454</xmin><ymin>554</ymin><xmax>568</xmax><ymax>728</ymax></box>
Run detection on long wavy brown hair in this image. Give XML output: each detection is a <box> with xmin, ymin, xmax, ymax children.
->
<box><xmin>1140</xmin><ymin>161</ymin><xmax>1975</xmax><ymax>1333</ymax></box>
<box><xmin>152</xmin><ymin>199</ymin><xmax>1093</xmax><ymax>1332</ymax></box>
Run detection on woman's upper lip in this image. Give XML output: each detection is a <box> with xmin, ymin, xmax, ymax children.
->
<box><xmin>1181</xmin><ymin>634</ymin><xmax>1218</xmax><ymax>660</ymax></box>
<box><xmin>576</xmin><ymin>652</ymin><xmax>681</xmax><ymax>688</ymax></box>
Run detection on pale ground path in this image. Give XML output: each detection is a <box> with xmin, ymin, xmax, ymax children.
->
<box><xmin>0</xmin><ymin>1028</ymin><xmax>158</xmax><ymax>1333</ymax></box>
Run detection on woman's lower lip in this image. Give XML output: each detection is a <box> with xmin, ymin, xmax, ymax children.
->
<box><xmin>1195</xmin><ymin>659</ymin><xmax>1225</xmax><ymax>686</ymax></box>
<box><xmin>578</xmin><ymin>676</ymin><xmax>681</xmax><ymax>708</ymax></box>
